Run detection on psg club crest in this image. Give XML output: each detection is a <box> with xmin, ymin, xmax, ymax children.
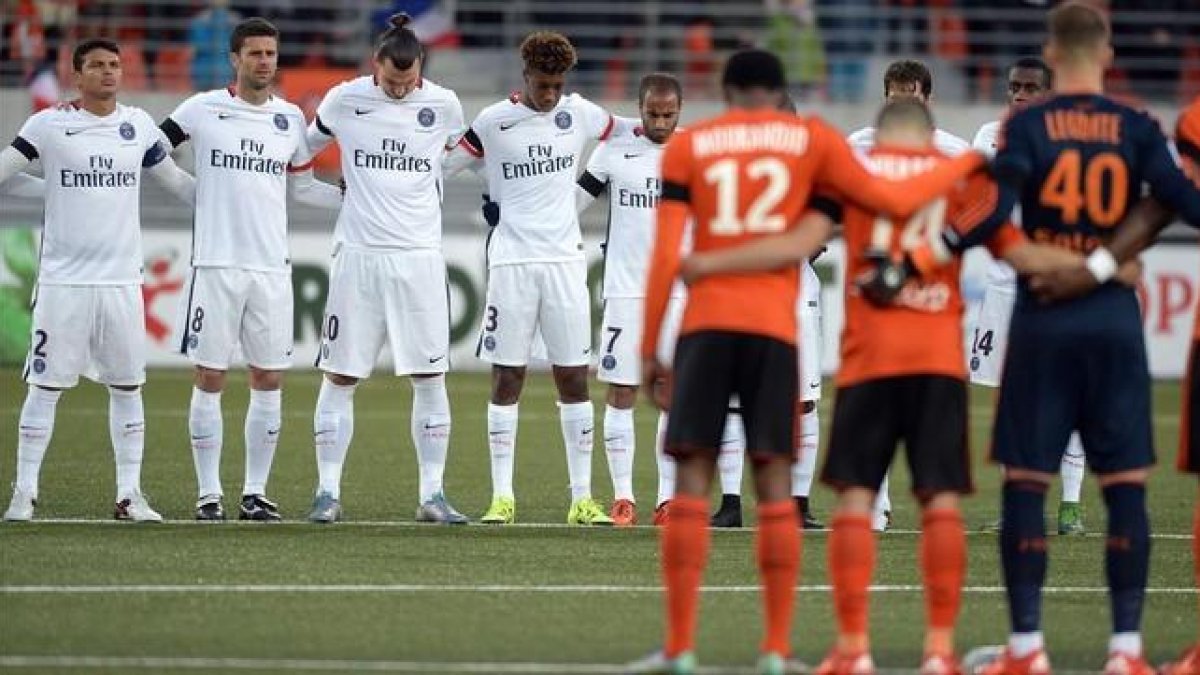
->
<box><xmin>31</xmin><ymin>358</ymin><xmax>45</xmax><ymax>374</ymax></box>
<box><xmin>601</xmin><ymin>355</ymin><xmax>616</xmax><ymax>371</ymax></box>
<box><xmin>418</xmin><ymin>107</ymin><xmax>436</xmax><ymax>127</ymax></box>
<box><xmin>119</xmin><ymin>122</ymin><xmax>136</xmax><ymax>140</ymax></box>
<box><xmin>483</xmin><ymin>335</ymin><xmax>496</xmax><ymax>351</ymax></box>
<box><xmin>273</xmin><ymin>113</ymin><xmax>289</xmax><ymax>131</ymax></box>
<box><xmin>188</xmin><ymin>334</ymin><xmax>200</xmax><ymax>350</ymax></box>
<box><xmin>554</xmin><ymin>110</ymin><xmax>572</xmax><ymax>130</ymax></box>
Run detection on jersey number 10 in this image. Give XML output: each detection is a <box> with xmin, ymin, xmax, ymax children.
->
<box><xmin>703</xmin><ymin>157</ymin><xmax>791</xmax><ymax>236</ymax></box>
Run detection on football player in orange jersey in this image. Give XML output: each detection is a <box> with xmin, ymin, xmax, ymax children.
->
<box><xmin>628</xmin><ymin>50</ymin><xmax>984</xmax><ymax>675</ymax></box>
<box><xmin>680</xmin><ymin>99</ymin><xmax>1087</xmax><ymax>675</ymax></box>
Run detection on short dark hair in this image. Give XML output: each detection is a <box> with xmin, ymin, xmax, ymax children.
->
<box><xmin>722</xmin><ymin>49</ymin><xmax>785</xmax><ymax>91</ymax></box>
<box><xmin>1049</xmin><ymin>1</ymin><xmax>1110</xmax><ymax>55</ymax></box>
<box><xmin>230</xmin><ymin>17</ymin><xmax>279</xmax><ymax>54</ymax></box>
<box><xmin>638</xmin><ymin>73</ymin><xmax>682</xmax><ymax>105</ymax></box>
<box><xmin>375</xmin><ymin>13</ymin><xmax>423</xmax><ymax>69</ymax></box>
<box><xmin>72</xmin><ymin>38</ymin><xmax>119</xmax><ymax>72</ymax></box>
<box><xmin>1010</xmin><ymin>56</ymin><xmax>1053</xmax><ymax>88</ymax></box>
<box><xmin>520</xmin><ymin>31</ymin><xmax>577</xmax><ymax>75</ymax></box>
<box><xmin>883</xmin><ymin>59</ymin><xmax>933</xmax><ymax>98</ymax></box>
<box><xmin>875</xmin><ymin>98</ymin><xmax>935</xmax><ymax>133</ymax></box>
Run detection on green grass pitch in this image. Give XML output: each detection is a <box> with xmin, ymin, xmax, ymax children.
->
<box><xmin>0</xmin><ymin>368</ymin><xmax>1194</xmax><ymax>673</ymax></box>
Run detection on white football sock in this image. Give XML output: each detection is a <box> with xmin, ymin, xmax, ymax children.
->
<box><xmin>243</xmin><ymin>388</ymin><xmax>281</xmax><ymax>496</ymax></box>
<box><xmin>717</xmin><ymin>412</ymin><xmax>745</xmax><ymax>496</ymax></box>
<box><xmin>655</xmin><ymin>411</ymin><xmax>675</xmax><ymax>507</ymax></box>
<box><xmin>792</xmin><ymin>407</ymin><xmax>819</xmax><ymax>497</ymax></box>
<box><xmin>604</xmin><ymin>404</ymin><xmax>636</xmax><ymax>501</ymax></box>
<box><xmin>1009</xmin><ymin>631</ymin><xmax>1044</xmax><ymax>658</ymax></box>
<box><xmin>875</xmin><ymin>473</ymin><xmax>892</xmax><ymax>514</ymax></box>
<box><xmin>560</xmin><ymin>401</ymin><xmax>594</xmax><ymax>501</ymax></box>
<box><xmin>108</xmin><ymin>387</ymin><xmax>145</xmax><ymax>499</ymax></box>
<box><xmin>15</xmin><ymin>386</ymin><xmax>61</xmax><ymax>496</ymax></box>
<box><xmin>314</xmin><ymin>378</ymin><xmax>356</xmax><ymax>500</ymax></box>
<box><xmin>487</xmin><ymin>402</ymin><xmax>518</xmax><ymax>499</ymax></box>
<box><xmin>411</xmin><ymin>375</ymin><xmax>451</xmax><ymax>503</ymax></box>
<box><xmin>188</xmin><ymin>387</ymin><xmax>223</xmax><ymax>499</ymax></box>
<box><xmin>1109</xmin><ymin>631</ymin><xmax>1142</xmax><ymax>656</ymax></box>
<box><xmin>1060</xmin><ymin>432</ymin><xmax>1085</xmax><ymax>504</ymax></box>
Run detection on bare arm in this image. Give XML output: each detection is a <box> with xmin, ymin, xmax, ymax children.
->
<box><xmin>288</xmin><ymin>168</ymin><xmax>343</xmax><ymax>210</ymax></box>
<box><xmin>679</xmin><ymin>210</ymin><xmax>835</xmax><ymax>284</ymax></box>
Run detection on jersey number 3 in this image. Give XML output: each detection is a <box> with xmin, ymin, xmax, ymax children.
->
<box><xmin>704</xmin><ymin>157</ymin><xmax>791</xmax><ymax>236</ymax></box>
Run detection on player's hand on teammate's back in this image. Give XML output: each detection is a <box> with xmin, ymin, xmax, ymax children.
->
<box><xmin>481</xmin><ymin>194</ymin><xmax>500</xmax><ymax>227</ymax></box>
<box><xmin>1028</xmin><ymin>257</ymin><xmax>1142</xmax><ymax>303</ymax></box>
<box><xmin>641</xmin><ymin>358</ymin><xmax>672</xmax><ymax>411</ymax></box>
<box><xmin>855</xmin><ymin>248</ymin><xmax>914</xmax><ymax>307</ymax></box>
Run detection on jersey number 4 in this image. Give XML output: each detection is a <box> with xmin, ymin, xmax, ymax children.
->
<box><xmin>1039</xmin><ymin>149</ymin><xmax>1129</xmax><ymax>227</ymax></box>
<box><xmin>704</xmin><ymin>157</ymin><xmax>791</xmax><ymax>236</ymax></box>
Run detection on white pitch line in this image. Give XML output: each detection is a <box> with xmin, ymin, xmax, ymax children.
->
<box><xmin>0</xmin><ymin>583</ymin><xmax>1195</xmax><ymax>594</ymax></box>
<box><xmin>7</xmin><ymin>518</ymin><xmax>1194</xmax><ymax>540</ymax></box>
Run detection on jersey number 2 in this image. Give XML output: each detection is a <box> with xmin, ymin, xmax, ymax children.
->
<box><xmin>704</xmin><ymin>158</ymin><xmax>790</xmax><ymax>236</ymax></box>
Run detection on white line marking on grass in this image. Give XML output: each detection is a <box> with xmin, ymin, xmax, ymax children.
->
<box><xmin>0</xmin><ymin>655</ymin><xmax>1136</xmax><ymax>674</ymax></box>
<box><xmin>8</xmin><ymin>518</ymin><xmax>1195</xmax><ymax>540</ymax></box>
<box><xmin>1</xmin><ymin>583</ymin><xmax>1195</xmax><ymax>595</ymax></box>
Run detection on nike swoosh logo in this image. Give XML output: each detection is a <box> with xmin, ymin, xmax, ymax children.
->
<box><xmin>267</xmin><ymin>429</ymin><xmax>280</xmax><ymax>437</ymax></box>
<box><xmin>354</xmin><ymin>108</ymin><xmax>373</xmax><ymax>116</ymax></box>
<box><xmin>623</xmin><ymin>153</ymin><xmax>642</xmax><ymax>159</ymax></box>
<box><xmin>424</xmin><ymin>423</ymin><xmax>449</xmax><ymax>430</ymax></box>
<box><xmin>808</xmin><ymin>381</ymin><xmax>821</xmax><ymax>389</ymax></box>
<box><xmin>488</xmin><ymin>431</ymin><xmax>507</xmax><ymax>437</ymax></box>
<box><xmin>581</xmin><ymin>429</ymin><xmax>594</xmax><ymax>436</ymax></box>
<box><xmin>218</xmin><ymin>113</ymin><xmax>234</xmax><ymax>120</ymax></box>
<box><xmin>65</xmin><ymin>129</ymin><xmax>85</xmax><ymax>136</ymax></box>
<box><xmin>191</xmin><ymin>434</ymin><xmax>214</xmax><ymax>441</ymax></box>
<box><xmin>499</xmin><ymin>121</ymin><xmax>520</xmax><ymax>131</ymax></box>
<box><xmin>428</xmin><ymin>355</ymin><xmax>446</xmax><ymax>363</ymax></box>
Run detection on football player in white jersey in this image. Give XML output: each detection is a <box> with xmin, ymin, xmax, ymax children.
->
<box><xmin>302</xmin><ymin>14</ymin><xmax>468</xmax><ymax>524</ymax></box>
<box><xmin>574</xmin><ymin>73</ymin><xmax>687</xmax><ymax>526</ymax></box>
<box><xmin>444</xmin><ymin>32</ymin><xmax>628</xmax><ymax>525</ymax></box>
<box><xmin>708</xmin><ymin>93</ymin><xmax>826</xmax><ymax>531</ymax></box>
<box><xmin>970</xmin><ymin>57</ymin><xmax>1087</xmax><ymax>535</ymax></box>
<box><xmin>846</xmin><ymin>59</ymin><xmax>970</xmax><ymax>532</ymax></box>
<box><xmin>159</xmin><ymin>18</ymin><xmax>342</xmax><ymax>522</ymax></box>
<box><xmin>0</xmin><ymin>38</ymin><xmax>196</xmax><ymax>522</ymax></box>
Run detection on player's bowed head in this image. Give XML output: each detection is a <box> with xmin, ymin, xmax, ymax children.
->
<box><xmin>374</xmin><ymin>13</ymin><xmax>423</xmax><ymax>100</ymax></box>
<box><xmin>637</xmin><ymin>73</ymin><xmax>683</xmax><ymax>145</ymax></box>
<box><xmin>721</xmin><ymin>49</ymin><xmax>788</xmax><ymax>110</ymax></box>
<box><xmin>520</xmin><ymin>31</ymin><xmax>577</xmax><ymax>113</ymax></box>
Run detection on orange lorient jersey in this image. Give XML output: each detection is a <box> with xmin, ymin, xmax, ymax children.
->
<box><xmin>837</xmin><ymin>145</ymin><xmax>1027</xmax><ymax>387</ymax></box>
<box><xmin>1176</xmin><ymin>97</ymin><xmax>1200</xmax><ymax>339</ymax></box>
<box><xmin>641</xmin><ymin>109</ymin><xmax>984</xmax><ymax>359</ymax></box>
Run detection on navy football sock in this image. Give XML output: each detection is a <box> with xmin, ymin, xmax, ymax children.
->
<box><xmin>1001</xmin><ymin>480</ymin><xmax>1048</xmax><ymax>634</ymax></box>
<box><xmin>1102</xmin><ymin>482</ymin><xmax>1150</xmax><ymax>635</ymax></box>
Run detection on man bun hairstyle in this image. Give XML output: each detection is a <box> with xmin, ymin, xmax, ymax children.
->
<box><xmin>230</xmin><ymin>17</ymin><xmax>280</xmax><ymax>54</ymax></box>
<box><xmin>72</xmin><ymin>37</ymin><xmax>120</xmax><ymax>72</ymax></box>
<box><xmin>376</xmin><ymin>12</ymin><xmax>423</xmax><ymax>69</ymax></box>
<box><xmin>638</xmin><ymin>72</ymin><xmax>682</xmax><ymax>105</ymax></box>
<box><xmin>520</xmin><ymin>31</ymin><xmax>577</xmax><ymax>75</ymax></box>
<box><xmin>721</xmin><ymin>49</ymin><xmax>785</xmax><ymax>91</ymax></box>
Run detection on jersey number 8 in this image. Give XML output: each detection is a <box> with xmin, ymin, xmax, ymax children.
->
<box><xmin>704</xmin><ymin>157</ymin><xmax>791</xmax><ymax>236</ymax></box>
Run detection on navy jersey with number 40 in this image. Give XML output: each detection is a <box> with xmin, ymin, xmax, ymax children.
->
<box><xmin>991</xmin><ymin>93</ymin><xmax>1200</xmax><ymax>259</ymax></box>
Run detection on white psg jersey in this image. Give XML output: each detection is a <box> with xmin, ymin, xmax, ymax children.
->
<box><xmin>164</xmin><ymin>88</ymin><xmax>313</xmax><ymax>272</ymax></box>
<box><xmin>586</xmin><ymin>130</ymin><xmax>672</xmax><ymax>299</ymax></box>
<box><xmin>15</xmin><ymin>103</ymin><xmax>167</xmax><ymax>285</ymax></box>
<box><xmin>973</xmin><ymin>120</ymin><xmax>1018</xmax><ymax>285</ymax></box>
<box><xmin>460</xmin><ymin>93</ymin><xmax>615</xmax><ymax>266</ymax></box>
<box><xmin>313</xmin><ymin>76</ymin><xmax>465</xmax><ymax>249</ymax></box>
<box><xmin>847</xmin><ymin>126</ymin><xmax>971</xmax><ymax>157</ymax></box>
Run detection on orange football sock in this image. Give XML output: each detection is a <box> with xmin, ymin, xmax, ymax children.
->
<box><xmin>921</xmin><ymin>508</ymin><xmax>966</xmax><ymax>654</ymax></box>
<box><xmin>830</xmin><ymin>512</ymin><xmax>875</xmax><ymax>652</ymax></box>
<box><xmin>662</xmin><ymin>494</ymin><xmax>710</xmax><ymax>657</ymax></box>
<box><xmin>757</xmin><ymin>499</ymin><xmax>801</xmax><ymax>655</ymax></box>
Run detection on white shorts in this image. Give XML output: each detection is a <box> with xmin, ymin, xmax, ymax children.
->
<box><xmin>178</xmin><ymin>267</ymin><xmax>293</xmax><ymax>371</ymax></box>
<box><xmin>798</xmin><ymin>305</ymin><xmax>822</xmax><ymax>402</ymax></box>
<box><xmin>597</xmin><ymin>297</ymin><xmax>642</xmax><ymax>386</ymax></box>
<box><xmin>317</xmin><ymin>247</ymin><xmax>450</xmax><ymax>378</ymax></box>
<box><xmin>478</xmin><ymin>261</ymin><xmax>591</xmax><ymax>367</ymax></box>
<box><xmin>25</xmin><ymin>284</ymin><xmax>146</xmax><ymax>388</ymax></box>
<box><xmin>968</xmin><ymin>281</ymin><xmax>1016</xmax><ymax>387</ymax></box>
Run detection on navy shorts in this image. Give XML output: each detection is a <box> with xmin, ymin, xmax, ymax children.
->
<box><xmin>992</xmin><ymin>286</ymin><xmax>1155</xmax><ymax>475</ymax></box>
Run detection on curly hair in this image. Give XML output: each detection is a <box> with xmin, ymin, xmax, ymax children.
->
<box><xmin>519</xmin><ymin>31</ymin><xmax>577</xmax><ymax>75</ymax></box>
